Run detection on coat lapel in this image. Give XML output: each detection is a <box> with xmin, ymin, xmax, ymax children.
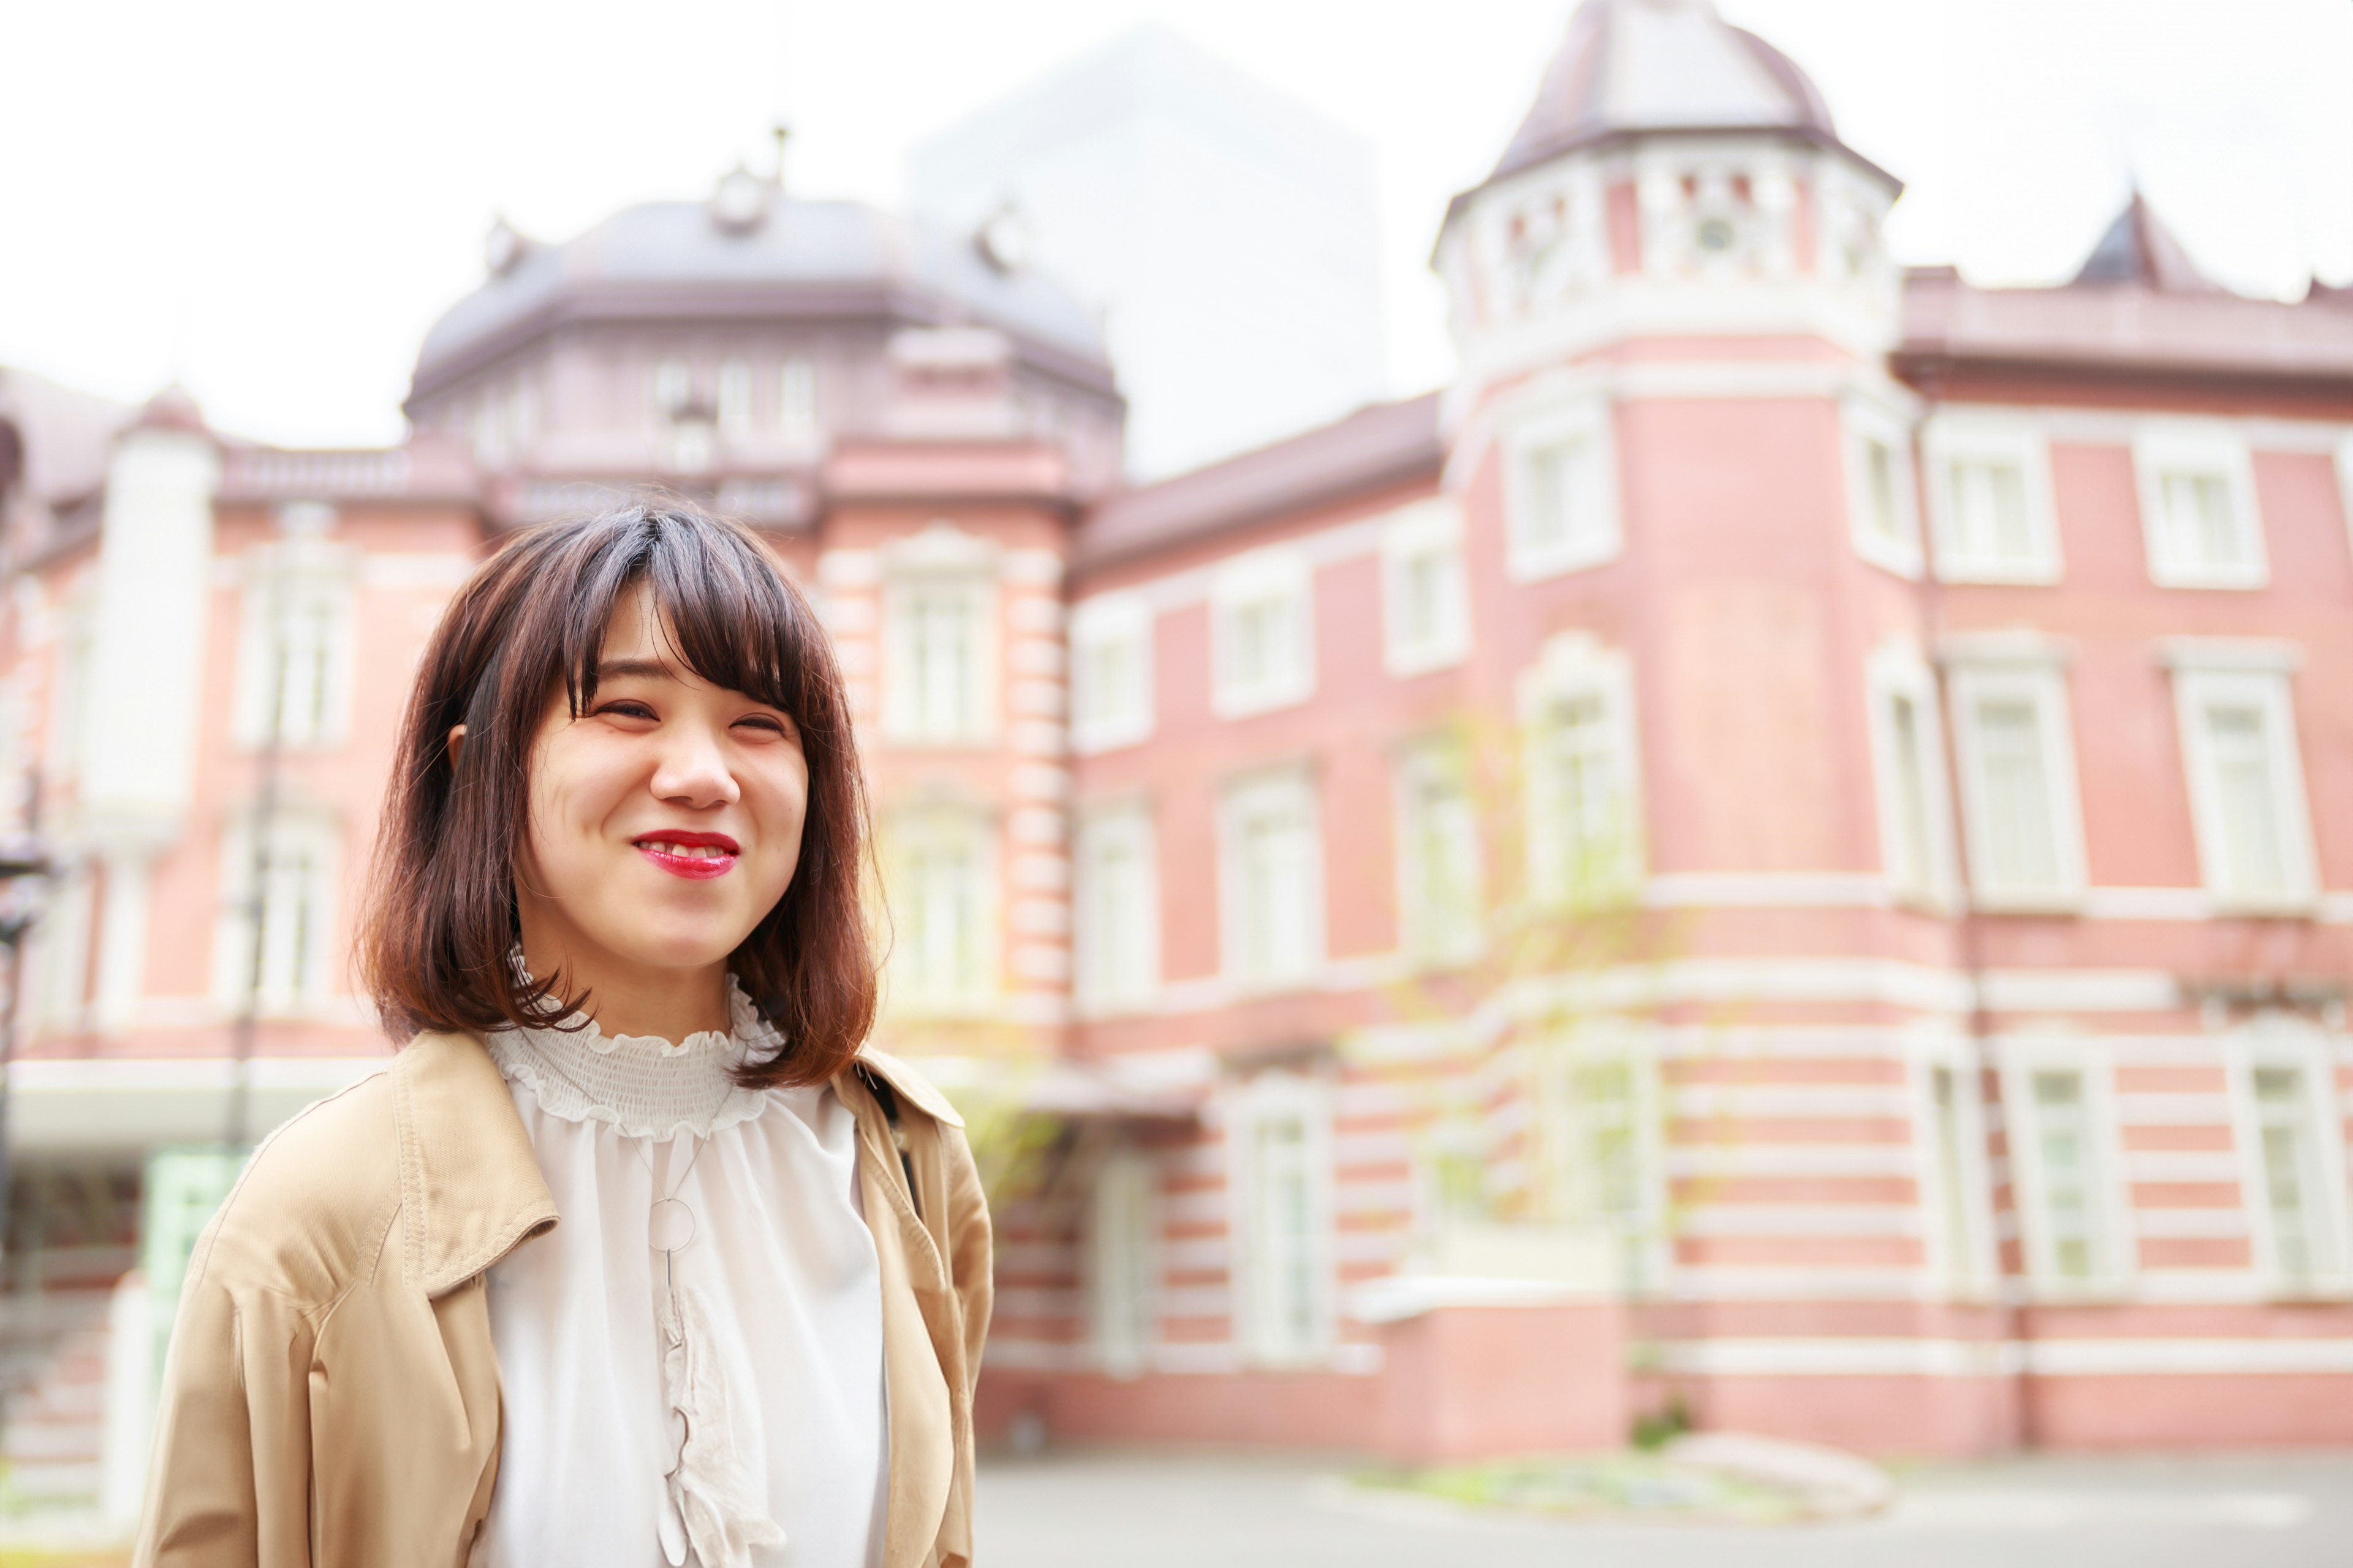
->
<box><xmin>838</xmin><ymin>1064</ymin><xmax>956</xmax><ymax>1568</ymax></box>
<box><xmin>391</xmin><ymin>1030</ymin><xmax>559</xmax><ymax>1295</ymax></box>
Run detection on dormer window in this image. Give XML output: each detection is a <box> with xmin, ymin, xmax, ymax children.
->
<box><xmin>1638</xmin><ymin>161</ymin><xmax>1795</xmax><ymax>279</ymax></box>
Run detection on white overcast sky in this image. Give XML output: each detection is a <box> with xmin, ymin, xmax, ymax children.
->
<box><xmin>5</xmin><ymin>0</ymin><xmax>2348</xmax><ymax>449</ymax></box>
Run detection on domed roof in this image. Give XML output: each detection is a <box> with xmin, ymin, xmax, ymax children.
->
<box><xmin>1491</xmin><ymin>0</ymin><xmax>1841</xmax><ymax>183</ymax></box>
<box><xmin>411</xmin><ymin>184</ymin><xmax>1108</xmax><ymax>395</ymax></box>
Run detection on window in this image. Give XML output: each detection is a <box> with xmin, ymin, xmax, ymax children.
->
<box><xmin>1844</xmin><ymin>400</ymin><xmax>1922</xmax><ymax>577</ymax></box>
<box><xmin>2171</xmin><ymin>664</ymin><xmax>2316</xmax><ymax>911</ymax></box>
<box><xmin>1069</xmin><ymin>594</ymin><xmax>1153</xmax><ymax>752</ymax></box>
<box><xmin>1521</xmin><ymin>634</ymin><xmax>1642</xmax><ymax>903</ymax></box>
<box><xmin>1503</xmin><ymin>400</ymin><xmax>1619</xmax><ymax>580</ymax></box>
<box><xmin>884</xmin><ymin>577</ymin><xmax>995</xmax><ymax>746</ymax></box>
<box><xmin>1393</xmin><ymin>745</ymin><xmax>1482</xmax><ymax>963</ymax></box>
<box><xmin>2134</xmin><ymin>425</ymin><xmax>2265</xmax><ymax>588</ymax></box>
<box><xmin>889</xmin><ymin>810</ymin><xmax>995</xmax><ymax>1010</ymax></box>
<box><xmin>1550</xmin><ymin>1029</ymin><xmax>1664</xmax><ymax>1294</ymax></box>
<box><xmin>1211</xmin><ymin>551</ymin><xmax>1313</xmax><ymax>718</ymax></box>
<box><xmin>1923</xmin><ymin>415</ymin><xmax>2061</xmax><ymax>583</ymax></box>
<box><xmin>34</xmin><ymin>865</ymin><xmax>93</xmax><ymax>1031</ymax></box>
<box><xmin>214</xmin><ymin>814</ymin><xmax>339</xmax><ymax>1015</ymax></box>
<box><xmin>779</xmin><ymin>357</ymin><xmax>819</xmax><ymax>443</ymax></box>
<box><xmin>1219</xmin><ymin>771</ymin><xmax>1322</xmax><ymax>987</ymax></box>
<box><xmin>716</xmin><ymin>359</ymin><xmax>754</xmax><ymax>434</ymax></box>
<box><xmin>2234</xmin><ymin>1021</ymin><xmax>2351</xmax><ymax>1295</ymax></box>
<box><xmin>1948</xmin><ymin>664</ymin><xmax>2086</xmax><ymax>909</ymax></box>
<box><xmin>1920</xmin><ymin>1056</ymin><xmax>1995</xmax><ymax>1297</ymax></box>
<box><xmin>652</xmin><ymin>358</ymin><xmax>692</xmax><ymax>420</ymax></box>
<box><xmin>233</xmin><ymin>535</ymin><xmax>357</xmax><ymax>752</ymax></box>
<box><xmin>2005</xmin><ymin>1056</ymin><xmax>2132</xmax><ymax>1292</ymax></box>
<box><xmin>1232</xmin><ymin>1075</ymin><xmax>1333</xmax><ymax>1365</ymax></box>
<box><xmin>1866</xmin><ymin>651</ymin><xmax>1955</xmax><ymax>906</ymax></box>
<box><xmin>1379</xmin><ymin>500</ymin><xmax>1469</xmax><ymax>676</ymax></box>
<box><xmin>1075</xmin><ymin>805</ymin><xmax>1158</xmax><ymax>1010</ymax></box>
<box><xmin>1087</xmin><ymin>1149</ymin><xmax>1159</xmax><ymax>1377</ymax></box>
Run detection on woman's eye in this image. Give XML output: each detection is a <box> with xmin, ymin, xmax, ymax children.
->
<box><xmin>733</xmin><ymin>714</ymin><xmax>791</xmax><ymax>738</ymax></box>
<box><xmin>596</xmin><ymin>700</ymin><xmax>658</xmax><ymax>721</ymax></box>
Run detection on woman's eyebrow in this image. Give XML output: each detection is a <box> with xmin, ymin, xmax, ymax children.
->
<box><xmin>593</xmin><ymin>657</ymin><xmax>677</xmax><ymax>682</ymax></box>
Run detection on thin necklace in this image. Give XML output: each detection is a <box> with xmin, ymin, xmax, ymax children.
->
<box><xmin>635</xmin><ymin>1134</ymin><xmax>705</xmax><ymax>1299</ymax></box>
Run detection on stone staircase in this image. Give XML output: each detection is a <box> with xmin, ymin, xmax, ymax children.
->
<box><xmin>0</xmin><ymin>1288</ymin><xmax>118</xmax><ymax>1512</ymax></box>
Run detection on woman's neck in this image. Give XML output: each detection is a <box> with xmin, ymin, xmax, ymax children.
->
<box><xmin>515</xmin><ymin>920</ymin><xmax>731</xmax><ymax>1045</ymax></box>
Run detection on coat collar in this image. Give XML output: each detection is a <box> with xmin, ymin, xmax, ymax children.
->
<box><xmin>391</xmin><ymin>1033</ymin><xmax>961</xmax><ymax>1298</ymax></box>
<box><xmin>392</xmin><ymin>1030</ymin><xmax>559</xmax><ymax>1297</ymax></box>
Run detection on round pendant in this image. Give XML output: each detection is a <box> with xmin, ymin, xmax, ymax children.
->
<box><xmin>649</xmin><ymin>1197</ymin><xmax>697</xmax><ymax>1254</ymax></box>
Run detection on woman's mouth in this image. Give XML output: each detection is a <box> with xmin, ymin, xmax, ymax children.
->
<box><xmin>634</xmin><ymin>831</ymin><xmax>740</xmax><ymax>881</ymax></box>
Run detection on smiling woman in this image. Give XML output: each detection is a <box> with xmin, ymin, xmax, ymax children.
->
<box><xmin>134</xmin><ymin>503</ymin><xmax>991</xmax><ymax>1568</ymax></box>
<box><xmin>361</xmin><ymin>502</ymin><xmax>876</xmax><ymax>1080</ymax></box>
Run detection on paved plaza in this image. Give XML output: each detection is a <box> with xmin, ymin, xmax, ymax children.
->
<box><xmin>979</xmin><ymin>1449</ymin><xmax>2353</xmax><ymax>1568</ymax></box>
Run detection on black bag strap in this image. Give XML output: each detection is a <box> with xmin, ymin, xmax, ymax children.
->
<box><xmin>856</xmin><ymin>1064</ymin><xmax>920</xmax><ymax>1217</ymax></box>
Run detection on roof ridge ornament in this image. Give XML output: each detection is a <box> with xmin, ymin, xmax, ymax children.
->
<box><xmin>710</xmin><ymin>164</ymin><xmax>773</xmax><ymax>236</ymax></box>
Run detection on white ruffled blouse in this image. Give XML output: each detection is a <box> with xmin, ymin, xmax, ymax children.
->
<box><xmin>474</xmin><ymin>979</ymin><xmax>887</xmax><ymax>1568</ymax></box>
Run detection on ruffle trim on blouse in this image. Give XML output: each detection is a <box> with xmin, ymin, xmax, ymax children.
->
<box><xmin>485</xmin><ymin>970</ymin><xmax>786</xmax><ymax>1141</ymax></box>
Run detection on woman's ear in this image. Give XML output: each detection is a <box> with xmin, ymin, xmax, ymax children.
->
<box><xmin>447</xmin><ymin>724</ymin><xmax>467</xmax><ymax>769</ymax></box>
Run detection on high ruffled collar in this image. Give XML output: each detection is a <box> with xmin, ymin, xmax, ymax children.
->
<box><xmin>485</xmin><ymin>968</ymin><xmax>783</xmax><ymax>1140</ymax></box>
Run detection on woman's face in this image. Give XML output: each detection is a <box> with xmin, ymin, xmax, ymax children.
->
<box><xmin>514</xmin><ymin>585</ymin><xmax>808</xmax><ymax>980</ymax></box>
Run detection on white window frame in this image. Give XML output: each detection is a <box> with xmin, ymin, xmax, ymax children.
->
<box><xmin>885</xmin><ymin>806</ymin><xmax>999</xmax><ymax>1015</ymax></box>
<box><xmin>1843</xmin><ymin>396</ymin><xmax>1923</xmax><ymax>578</ymax></box>
<box><xmin>2132</xmin><ymin>423</ymin><xmax>2267</xmax><ymax>589</ymax></box>
<box><xmin>1501</xmin><ymin>396</ymin><xmax>1620</xmax><ymax>581</ymax></box>
<box><xmin>1947</xmin><ymin>660</ymin><xmax>2088</xmax><ymax>912</ymax></box>
<box><xmin>1086</xmin><ymin>1146</ymin><xmax>1161</xmax><ymax>1377</ymax></box>
<box><xmin>213</xmin><ymin>811</ymin><xmax>341</xmax><ymax>1016</ymax></box>
<box><xmin>1379</xmin><ymin>499</ymin><xmax>1469</xmax><ymax>677</ymax></box>
<box><xmin>1392</xmin><ymin>740</ymin><xmax>1483</xmax><ymax>966</ymax></box>
<box><xmin>778</xmin><ymin>356</ymin><xmax>820</xmax><ymax>445</ymax></box>
<box><xmin>2169</xmin><ymin>660</ymin><xmax>2318</xmax><ymax>913</ymax></box>
<box><xmin>1074</xmin><ymin>801</ymin><xmax>1159</xmax><ymax>1013</ymax></box>
<box><xmin>231</xmin><ymin>538</ymin><xmax>358</xmax><ymax>752</ymax></box>
<box><xmin>1912</xmin><ymin>1039</ymin><xmax>1998</xmax><ymax>1300</ymax></box>
<box><xmin>1865</xmin><ymin>646</ymin><xmax>1959</xmax><ymax>910</ymax></box>
<box><xmin>1999</xmin><ymin>1042</ymin><xmax>2137</xmax><ymax>1298</ymax></box>
<box><xmin>2226</xmin><ymin>1015</ymin><xmax>2353</xmax><ymax>1299</ymax></box>
<box><xmin>1921</xmin><ymin>412</ymin><xmax>2063</xmax><ymax>584</ymax></box>
<box><xmin>716</xmin><ymin>358</ymin><xmax>754</xmax><ymax>434</ymax></box>
<box><xmin>1228</xmin><ymin>1071</ymin><xmax>1336</xmax><ymax>1368</ymax></box>
<box><xmin>882</xmin><ymin>568</ymin><xmax>998</xmax><ymax>748</ymax></box>
<box><xmin>1519</xmin><ymin>632</ymin><xmax>1645</xmax><ymax>904</ymax></box>
<box><xmin>1210</xmin><ymin>549</ymin><xmax>1315</xmax><ymax>719</ymax></box>
<box><xmin>1539</xmin><ymin>1022</ymin><xmax>1668</xmax><ymax>1296</ymax></box>
<box><xmin>1069</xmin><ymin>593</ymin><xmax>1154</xmax><ymax>754</ymax></box>
<box><xmin>1216</xmin><ymin>768</ymin><xmax>1324</xmax><ymax>990</ymax></box>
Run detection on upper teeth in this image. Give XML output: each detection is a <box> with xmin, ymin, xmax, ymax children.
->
<box><xmin>648</xmin><ymin>842</ymin><xmax>726</xmax><ymax>857</ymax></box>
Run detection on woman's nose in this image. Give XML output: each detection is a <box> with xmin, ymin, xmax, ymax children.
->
<box><xmin>650</xmin><ymin>724</ymin><xmax>740</xmax><ymax>808</ymax></box>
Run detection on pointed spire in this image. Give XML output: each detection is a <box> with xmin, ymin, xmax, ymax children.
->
<box><xmin>1491</xmin><ymin>0</ymin><xmax>1840</xmax><ymax>183</ymax></box>
<box><xmin>2072</xmin><ymin>191</ymin><xmax>2221</xmax><ymax>293</ymax></box>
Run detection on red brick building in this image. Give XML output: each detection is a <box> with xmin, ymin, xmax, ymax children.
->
<box><xmin>4</xmin><ymin>0</ymin><xmax>2352</xmax><ymax>1504</ymax></box>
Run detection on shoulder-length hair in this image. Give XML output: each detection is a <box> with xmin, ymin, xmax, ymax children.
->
<box><xmin>357</xmin><ymin>501</ymin><xmax>876</xmax><ymax>1088</ymax></box>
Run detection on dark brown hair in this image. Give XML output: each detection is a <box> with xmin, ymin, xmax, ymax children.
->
<box><xmin>357</xmin><ymin>501</ymin><xmax>877</xmax><ymax>1088</ymax></box>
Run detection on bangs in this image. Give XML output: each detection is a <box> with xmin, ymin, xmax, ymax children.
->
<box><xmin>555</xmin><ymin>510</ymin><xmax>821</xmax><ymax>729</ymax></box>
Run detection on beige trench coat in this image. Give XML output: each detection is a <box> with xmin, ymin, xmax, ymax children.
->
<box><xmin>132</xmin><ymin>1029</ymin><xmax>992</xmax><ymax>1568</ymax></box>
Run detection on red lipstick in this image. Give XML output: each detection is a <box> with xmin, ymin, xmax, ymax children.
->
<box><xmin>633</xmin><ymin>830</ymin><xmax>740</xmax><ymax>881</ymax></box>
